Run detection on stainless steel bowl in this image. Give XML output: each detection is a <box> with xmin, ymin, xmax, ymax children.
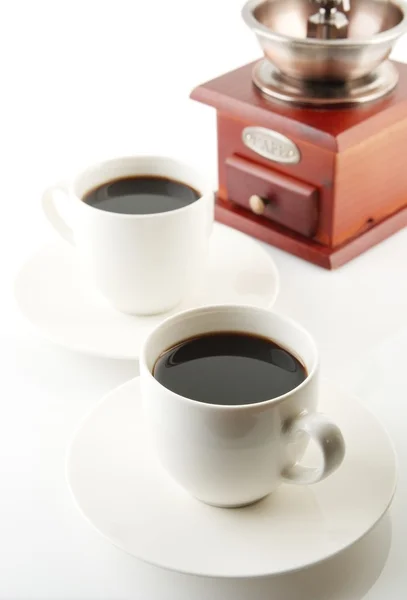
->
<box><xmin>242</xmin><ymin>0</ymin><xmax>407</xmax><ymax>81</ymax></box>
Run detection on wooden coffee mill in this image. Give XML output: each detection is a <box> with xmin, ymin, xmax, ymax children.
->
<box><xmin>191</xmin><ymin>0</ymin><xmax>407</xmax><ymax>268</ymax></box>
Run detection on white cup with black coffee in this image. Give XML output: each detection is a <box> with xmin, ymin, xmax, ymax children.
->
<box><xmin>42</xmin><ymin>156</ymin><xmax>214</xmax><ymax>315</ymax></box>
<box><xmin>140</xmin><ymin>304</ymin><xmax>346</xmax><ymax>508</ymax></box>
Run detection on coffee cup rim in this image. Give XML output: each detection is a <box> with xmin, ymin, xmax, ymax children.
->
<box><xmin>66</xmin><ymin>155</ymin><xmax>214</xmax><ymax>220</ymax></box>
<box><xmin>140</xmin><ymin>304</ymin><xmax>320</xmax><ymax>410</ymax></box>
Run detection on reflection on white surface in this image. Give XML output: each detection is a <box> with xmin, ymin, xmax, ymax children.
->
<box><xmin>100</xmin><ymin>515</ymin><xmax>392</xmax><ymax>600</ymax></box>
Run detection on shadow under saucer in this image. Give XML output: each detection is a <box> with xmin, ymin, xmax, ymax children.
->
<box><xmin>109</xmin><ymin>513</ymin><xmax>392</xmax><ymax>600</ymax></box>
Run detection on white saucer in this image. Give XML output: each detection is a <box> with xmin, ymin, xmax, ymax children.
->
<box><xmin>14</xmin><ymin>224</ymin><xmax>279</xmax><ymax>360</ymax></box>
<box><xmin>67</xmin><ymin>377</ymin><xmax>397</xmax><ymax>579</ymax></box>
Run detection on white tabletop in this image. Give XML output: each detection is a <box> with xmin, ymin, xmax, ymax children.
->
<box><xmin>2</xmin><ymin>1</ymin><xmax>407</xmax><ymax>598</ymax></box>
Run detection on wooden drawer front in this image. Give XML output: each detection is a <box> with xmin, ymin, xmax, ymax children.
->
<box><xmin>226</xmin><ymin>155</ymin><xmax>319</xmax><ymax>238</ymax></box>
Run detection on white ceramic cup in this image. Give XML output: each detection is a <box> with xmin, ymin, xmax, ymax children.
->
<box><xmin>140</xmin><ymin>305</ymin><xmax>346</xmax><ymax>508</ymax></box>
<box><xmin>42</xmin><ymin>156</ymin><xmax>214</xmax><ymax>315</ymax></box>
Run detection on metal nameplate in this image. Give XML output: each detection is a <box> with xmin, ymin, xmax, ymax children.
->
<box><xmin>242</xmin><ymin>127</ymin><xmax>301</xmax><ymax>164</ymax></box>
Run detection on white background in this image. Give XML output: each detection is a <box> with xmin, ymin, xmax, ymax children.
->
<box><xmin>1</xmin><ymin>1</ymin><xmax>407</xmax><ymax>598</ymax></box>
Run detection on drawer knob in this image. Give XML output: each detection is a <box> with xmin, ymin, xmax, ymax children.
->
<box><xmin>249</xmin><ymin>195</ymin><xmax>268</xmax><ymax>215</ymax></box>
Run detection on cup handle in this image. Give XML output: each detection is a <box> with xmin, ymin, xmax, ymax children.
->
<box><xmin>42</xmin><ymin>183</ymin><xmax>74</xmax><ymax>246</ymax></box>
<box><xmin>282</xmin><ymin>412</ymin><xmax>346</xmax><ymax>485</ymax></box>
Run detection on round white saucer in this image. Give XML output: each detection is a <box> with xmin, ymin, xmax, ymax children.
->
<box><xmin>14</xmin><ymin>223</ymin><xmax>279</xmax><ymax>360</ymax></box>
<box><xmin>66</xmin><ymin>377</ymin><xmax>397</xmax><ymax>579</ymax></box>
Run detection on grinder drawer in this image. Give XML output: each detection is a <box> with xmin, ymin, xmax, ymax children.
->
<box><xmin>226</xmin><ymin>155</ymin><xmax>319</xmax><ymax>238</ymax></box>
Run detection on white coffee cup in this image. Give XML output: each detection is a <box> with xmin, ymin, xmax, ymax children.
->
<box><xmin>140</xmin><ymin>305</ymin><xmax>346</xmax><ymax>508</ymax></box>
<box><xmin>42</xmin><ymin>156</ymin><xmax>214</xmax><ymax>315</ymax></box>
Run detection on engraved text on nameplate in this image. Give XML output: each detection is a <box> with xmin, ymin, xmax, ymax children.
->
<box><xmin>242</xmin><ymin>127</ymin><xmax>301</xmax><ymax>165</ymax></box>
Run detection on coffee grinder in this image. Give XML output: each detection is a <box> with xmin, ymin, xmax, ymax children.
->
<box><xmin>191</xmin><ymin>0</ymin><xmax>407</xmax><ymax>268</ymax></box>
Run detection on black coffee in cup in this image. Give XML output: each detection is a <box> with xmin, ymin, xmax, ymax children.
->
<box><xmin>153</xmin><ymin>332</ymin><xmax>307</xmax><ymax>406</ymax></box>
<box><xmin>83</xmin><ymin>176</ymin><xmax>200</xmax><ymax>215</ymax></box>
